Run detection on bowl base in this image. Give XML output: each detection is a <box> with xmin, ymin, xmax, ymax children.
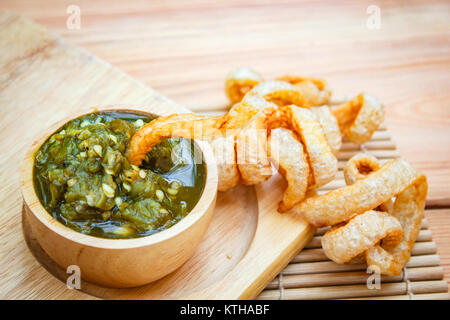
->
<box><xmin>22</xmin><ymin>184</ymin><xmax>259</xmax><ymax>299</ymax></box>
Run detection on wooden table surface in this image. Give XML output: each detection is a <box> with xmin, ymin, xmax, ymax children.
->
<box><xmin>1</xmin><ymin>0</ymin><xmax>449</xmax><ymax>295</ymax></box>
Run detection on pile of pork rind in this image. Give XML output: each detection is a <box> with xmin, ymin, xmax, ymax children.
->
<box><xmin>126</xmin><ymin>68</ymin><xmax>427</xmax><ymax>275</ymax></box>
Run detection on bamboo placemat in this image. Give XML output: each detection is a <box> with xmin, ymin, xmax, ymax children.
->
<box><xmin>257</xmin><ymin>124</ymin><xmax>450</xmax><ymax>300</ymax></box>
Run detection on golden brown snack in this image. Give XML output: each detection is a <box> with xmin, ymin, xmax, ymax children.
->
<box><xmin>343</xmin><ymin>153</ymin><xmax>381</xmax><ymax>185</ymax></box>
<box><xmin>193</xmin><ymin>93</ymin><xmax>274</xmax><ymax>191</ymax></box>
<box><xmin>207</xmin><ymin>134</ymin><xmax>240</xmax><ymax>192</ymax></box>
<box><xmin>365</xmin><ymin>173</ymin><xmax>427</xmax><ymax>275</ymax></box>
<box><xmin>291</xmin><ymin>158</ymin><xmax>418</xmax><ymax>227</ymax></box>
<box><xmin>281</xmin><ymin>106</ymin><xmax>337</xmax><ymax>189</ymax></box>
<box><xmin>269</xmin><ymin>128</ymin><xmax>309</xmax><ymax>212</ymax></box>
<box><xmin>236</xmin><ymin>108</ymin><xmax>275</xmax><ymax>185</ymax></box>
<box><xmin>249</xmin><ymin>80</ymin><xmax>309</xmax><ymax>107</ymax></box>
<box><xmin>344</xmin><ymin>153</ymin><xmax>393</xmax><ymax>213</ymax></box>
<box><xmin>127</xmin><ymin>113</ymin><xmax>226</xmax><ymax>166</ymax></box>
<box><xmin>225</xmin><ymin>67</ymin><xmax>263</xmax><ymax>105</ymax></box>
<box><xmin>128</xmin><ymin>95</ymin><xmax>338</xmax><ymax>209</ymax></box>
<box><xmin>127</xmin><ymin>94</ymin><xmax>263</xmax><ymax>166</ymax></box>
<box><xmin>311</xmin><ymin>106</ymin><xmax>342</xmax><ymax>155</ymax></box>
<box><xmin>321</xmin><ymin>210</ymin><xmax>403</xmax><ymax>264</ymax></box>
<box><xmin>331</xmin><ymin>93</ymin><xmax>384</xmax><ymax>145</ymax></box>
<box><xmin>277</xmin><ymin>75</ymin><xmax>331</xmax><ymax>106</ymax></box>
<box><xmin>224</xmin><ymin>69</ymin><xmax>384</xmax><ymax>147</ymax></box>
<box><xmin>225</xmin><ymin>68</ymin><xmax>331</xmax><ymax>107</ymax></box>
<box><xmin>320</xmin><ymin>153</ymin><xmax>427</xmax><ymax>274</ymax></box>
<box><xmin>237</xmin><ymin>104</ymin><xmax>337</xmax><ymax>208</ymax></box>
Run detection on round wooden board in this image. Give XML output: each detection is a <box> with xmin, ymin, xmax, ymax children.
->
<box><xmin>23</xmin><ymin>185</ymin><xmax>259</xmax><ymax>299</ymax></box>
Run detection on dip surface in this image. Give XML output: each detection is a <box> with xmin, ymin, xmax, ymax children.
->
<box><xmin>33</xmin><ymin>110</ymin><xmax>206</xmax><ymax>239</ymax></box>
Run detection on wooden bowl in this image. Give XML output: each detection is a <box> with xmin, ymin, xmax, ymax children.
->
<box><xmin>20</xmin><ymin>107</ymin><xmax>218</xmax><ymax>288</ymax></box>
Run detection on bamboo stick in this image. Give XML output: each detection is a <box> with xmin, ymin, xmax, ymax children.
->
<box><xmin>305</xmin><ymin>230</ymin><xmax>432</xmax><ymax>249</ymax></box>
<box><xmin>411</xmin><ymin>280</ymin><xmax>449</xmax><ymax>294</ymax></box>
<box><xmin>305</xmin><ymin>236</ymin><xmax>322</xmax><ymax>248</ymax></box>
<box><xmin>411</xmin><ymin>242</ymin><xmax>437</xmax><ymax>255</ymax></box>
<box><xmin>344</xmin><ymin>130</ymin><xmax>391</xmax><ymax>142</ymax></box>
<box><xmin>407</xmin><ymin>266</ymin><xmax>445</xmax><ymax>281</ymax></box>
<box><xmin>342</xmin><ymin>292</ymin><xmax>450</xmax><ymax>300</ymax></box>
<box><xmin>426</xmin><ymin>198</ymin><xmax>450</xmax><ymax>208</ymax></box>
<box><xmin>340</xmin><ymin>140</ymin><xmax>396</xmax><ymax>151</ymax></box>
<box><xmin>284</xmin><ymin>255</ymin><xmax>440</xmax><ymax>275</ymax></box>
<box><xmin>293</xmin><ymin>242</ymin><xmax>437</xmax><ymax>263</ymax></box>
<box><xmin>266</xmin><ymin>266</ymin><xmax>444</xmax><ymax>290</ymax></box>
<box><xmin>292</xmin><ymin>248</ymin><xmax>328</xmax><ymax>262</ymax></box>
<box><xmin>257</xmin><ymin>280</ymin><xmax>448</xmax><ymax>300</ymax></box>
<box><xmin>337</xmin><ymin>150</ymin><xmax>400</xmax><ymax>161</ymax></box>
<box><xmin>422</xmin><ymin>218</ymin><xmax>429</xmax><ymax>229</ymax></box>
<box><xmin>266</xmin><ymin>271</ymin><xmax>401</xmax><ymax>290</ymax></box>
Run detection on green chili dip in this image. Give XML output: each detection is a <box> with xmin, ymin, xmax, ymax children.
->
<box><xmin>33</xmin><ymin>110</ymin><xmax>206</xmax><ymax>239</ymax></box>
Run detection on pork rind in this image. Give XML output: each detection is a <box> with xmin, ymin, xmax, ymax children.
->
<box><xmin>225</xmin><ymin>69</ymin><xmax>384</xmax><ymax>146</ymax></box>
<box><xmin>127</xmin><ymin>113</ymin><xmax>226</xmax><ymax>166</ymax></box>
<box><xmin>317</xmin><ymin>153</ymin><xmax>427</xmax><ymax>275</ymax></box>
<box><xmin>291</xmin><ymin>158</ymin><xmax>418</xmax><ymax>227</ymax></box>
<box><xmin>311</xmin><ymin>106</ymin><xmax>342</xmax><ymax>155</ymax></box>
<box><xmin>236</xmin><ymin>108</ymin><xmax>275</xmax><ymax>185</ymax></box>
<box><xmin>343</xmin><ymin>152</ymin><xmax>381</xmax><ymax>185</ymax></box>
<box><xmin>127</xmin><ymin>93</ymin><xmax>338</xmax><ymax>211</ymax></box>
<box><xmin>276</xmin><ymin>75</ymin><xmax>331</xmax><ymax>106</ymax></box>
<box><xmin>269</xmin><ymin>128</ymin><xmax>309</xmax><ymax>212</ymax></box>
<box><xmin>225</xmin><ymin>68</ymin><xmax>331</xmax><ymax>107</ymax></box>
<box><xmin>127</xmin><ymin>93</ymin><xmax>264</xmax><ymax>166</ymax></box>
<box><xmin>236</xmin><ymin>104</ymin><xmax>338</xmax><ymax>202</ymax></box>
<box><xmin>366</xmin><ymin>174</ymin><xmax>427</xmax><ymax>275</ymax></box>
<box><xmin>344</xmin><ymin>154</ymin><xmax>428</xmax><ymax>275</ymax></box>
<box><xmin>225</xmin><ymin>67</ymin><xmax>263</xmax><ymax>105</ymax></box>
<box><xmin>265</xmin><ymin>105</ymin><xmax>337</xmax><ymax>210</ymax></box>
<box><xmin>283</xmin><ymin>106</ymin><xmax>337</xmax><ymax>189</ymax></box>
<box><xmin>207</xmin><ymin>134</ymin><xmax>240</xmax><ymax>192</ymax></box>
<box><xmin>344</xmin><ymin>153</ymin><xmax>393</xmax><ymax>214</ymax></box>
<box><xmin>331</xmin><ymin>93</ymin><xmax>384</xmax><ymax>145</ymax></box>
<box><xmin>249</xmin><ymin>80</ymin><xmax>309</xmax><ymax>107</ymax></box>
<box><xmin>321</xmin><ymin>210</ymin><xmax>403</xmax><ymax>264</ymax></box>
<box><xmin>128</xmin><ymin>93</ymin><xmax>338</xmax><ymax>209</ymax></box>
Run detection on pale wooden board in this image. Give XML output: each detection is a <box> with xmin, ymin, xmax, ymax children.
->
<box><xmin>1</xmin><ymin>0</ymin><xmax>448</xmax><ymax>204</ymax></box>
<box><xmin>0</xmin><ymin>11</ymin><xmax>313</xmax><ymax>299</ymax></box>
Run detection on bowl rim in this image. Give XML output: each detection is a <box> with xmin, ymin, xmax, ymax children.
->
<box><xmin>21</xmin><ymin>106</ymin><xmax>218</xmax><ymax>250</ymax></box>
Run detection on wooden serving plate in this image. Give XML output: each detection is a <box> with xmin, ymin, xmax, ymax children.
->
<box><xmin>21</xmin><ymin>107</ymin><xmax>219</xmax><ymax>289</ymax></box>
<box><xmin>23</xmin><ymin>175</ymin><xmax>313</xmax><ymax>299</ymax></box>
<box><xmin>1</xmin><ymin>11</ymin><xmax>313</xmax><ymax>299</ymax></box>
